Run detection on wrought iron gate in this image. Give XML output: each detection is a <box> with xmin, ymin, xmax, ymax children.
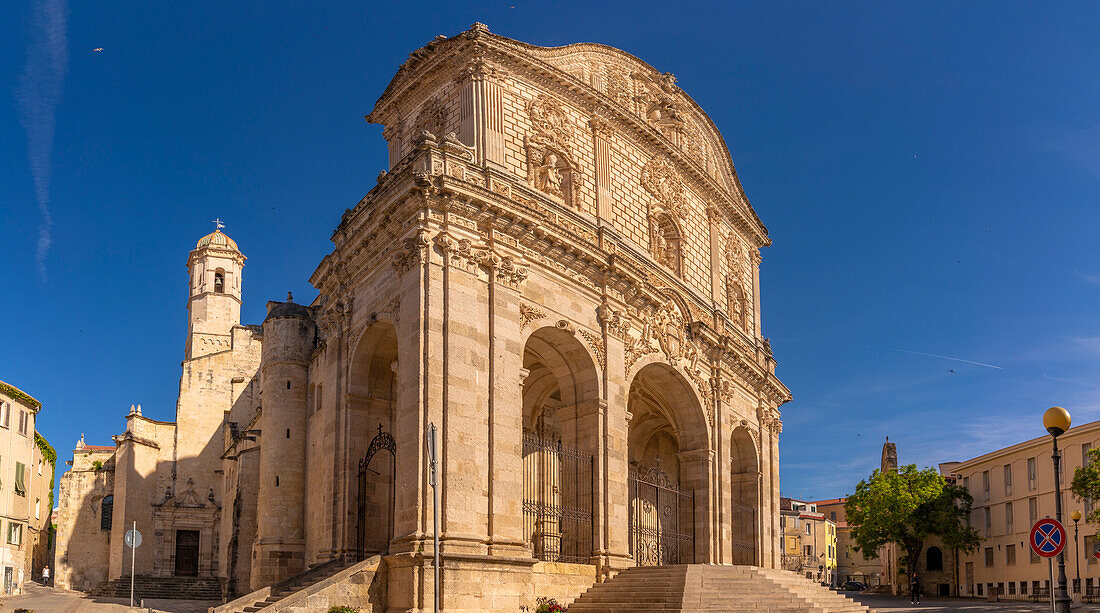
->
<box><xmin>357</xmin><ymin>424</ymin><xmax>396</xmax><ymax>560</ymax></box>
<box><xmin>629</xmin><ymin>464</ymin><xmax>695</xmax><ymax>566</ymax></box>
<box><xmin>730</xmin><ymin>500</ymin><xmax>756</xmax><ymax>563</ymax></box>
<box><xmin>522</xmin><ymin>432</ymin><xmax>593</xmax><ymax>563</ymax></box>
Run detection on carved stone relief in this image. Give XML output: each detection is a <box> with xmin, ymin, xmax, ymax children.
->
<box><xmin>525</xmin><ymin>95</ymin><xmax>580</xmax><ymax>208</ymax></box>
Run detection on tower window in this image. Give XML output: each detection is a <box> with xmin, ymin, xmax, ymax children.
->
<box><xmin>214</xmin><ymin>270</ymin><xmax>225</xmax><ymax>293</ymax></box>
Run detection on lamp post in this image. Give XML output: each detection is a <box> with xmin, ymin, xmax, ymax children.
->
<box><xmin>1072</xmin><ymin>510</ymin><xmax>1082</xmax><ymax>595</ymax></box>
<box><xmin>1044</xmin><ymin>406</ymin><xmax>1073</xmax><ymax>613</ymax></box>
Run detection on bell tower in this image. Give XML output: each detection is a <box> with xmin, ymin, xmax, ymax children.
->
<box><xmin>185</xmin><ymin>221</ymin><xmax>246</xmax><ymax>359</ymax></box>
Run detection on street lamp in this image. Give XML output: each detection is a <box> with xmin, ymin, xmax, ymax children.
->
<box><xmin>1044</xmin><ymin>406</ymin><xmax>1073</xmax><ymax>613</ymax></box>
<box><xmin>1072</xmin><ymin>510</ymin><xmax>1082</xmax><ymax>595</ymax></box>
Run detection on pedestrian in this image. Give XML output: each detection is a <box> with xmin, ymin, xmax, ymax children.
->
<box><xmin>41</xmin><ymin>565</ymin><xmax>50</xmax><ymax>586</ymax></box>
<box><xmin>909</xmin><ymin>571</ymin><xmax>921</xmax><ymax>605</ymax></box>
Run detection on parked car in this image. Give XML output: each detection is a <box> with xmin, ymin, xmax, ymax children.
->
<box><xmin>841</xmin><ymin>581</ymin><xmax>868</xmax><ymax>591</ymax></box>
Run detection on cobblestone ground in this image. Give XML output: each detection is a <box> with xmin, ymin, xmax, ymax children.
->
<box><xmin>0</xmin><ymin>583</ymin><xmax>218</xmax><ymax>613</ymax></box>
<box><xmin>852</xmin><ymin>592</ymin><xmax>1100</xmax><ymax>612</ymax></box>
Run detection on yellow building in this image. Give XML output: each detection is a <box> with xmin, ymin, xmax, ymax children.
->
<box><xmin>780</xmin><ymin>498</ymin><xmax>838</xmax><ymax>585</ymax></box>
<box><xmin>0</xmin><ymin>381</ymin><xmax>55</xmax><ymax>595</ymax></box>
<box><xmin>947</xmin><ymin>418</ymin><xmax>1100</xmax><ymax>599</ymax></box>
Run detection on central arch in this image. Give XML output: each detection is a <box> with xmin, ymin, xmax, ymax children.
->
<box><xmin>627</xmin><ymin>362</ymin><xmax>709</xmax><ymax>566</ymax></box>
<box><xmin>520</xmin><ymin>326</ymin><xmax>600</xmax><ymax>563</ymax></box>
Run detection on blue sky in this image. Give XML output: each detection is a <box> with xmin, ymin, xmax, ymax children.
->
<box><xmin>2</xmin><ymin>1</ymin><xmax>1099</xmax><ymax>506</ymax></box>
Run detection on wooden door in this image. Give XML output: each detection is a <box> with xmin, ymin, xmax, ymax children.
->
<box><xmin>174</xmin><ymin>530</ymin><xmax>200</xmax><ymax>576</ymax></box>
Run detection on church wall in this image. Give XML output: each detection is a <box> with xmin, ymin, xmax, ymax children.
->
<box><xmin>175</xmin><ymin>327</ymin><xmax>262</xmax><ymax>512</ymax></box>
<box><xmin>110</xmin><ymin>415</ymin><xmax>177</xmax><ymax>580</ymax></box>
<box><xmin>54</xmin><ymin>447</ymin><xmax>115</xmax><ymax>590</ymax></box>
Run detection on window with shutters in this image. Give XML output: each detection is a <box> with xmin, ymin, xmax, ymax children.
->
<box><xmin>1004</xmin><ymin>464</ymin><xmax>1012</xmax><ymax>496</ymax></box>
<box><xmin>1006</xmin><ymin>501</ymin><xmax>1014</xmax><ymax>534</ymax></box>
<box><xmin>984</xmin><ymin>507</ymin><xmax>992</xmax><ymax>537</ymax></box>
<box><xmin>985</xmin><ymin>547</ymin><xmax>994</xmax><ymax>567</ymax></box>
<box><xmin>1028</xmin><ymin>457</ymin><xmax>1037</xmax><ymax>490</ymax></box>
<box><xmin>983</xmin><ymin>470</ymin><xmax>991</xmax><ymax>500</ymax></box>
<box><xmin>1006</xmin><ymin>544</ymin><xmax>1016</xmax><ymax>566</ymax></box>
<box><xmin>14</xmin><ymin>462</ymin><xmax>25</xmax><ymax>496</ymax></box>
<box><xmin>6</xmin><ymin>522</ymin><xmax>21</xmax><ymax>546</ymax></box>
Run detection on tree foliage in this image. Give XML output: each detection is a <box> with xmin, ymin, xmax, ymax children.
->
<box><xmin>1071</xmin><ymin>447</ymin><xmax>1100</xmax><ymax>524</ymax></box>
<box><xmin>845</xmin><ymin>464</ymin><xmax>981</xmax><ymax>576</ymax></box>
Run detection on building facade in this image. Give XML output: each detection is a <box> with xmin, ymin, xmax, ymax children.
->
<box><xmin>0</xmin><ymin>381</ymin><xmax>55</xmax><ymax>594</ymax></box>
<box><xmin>779</xmin><ymin>497</ymin><xmax>837</xmax><ymax>584</ymax></box>
<box><xmin>56</xmin><ymin>24</ymin><xmax>791</xmax><ymax>612</ymax></box>
<box><xmin>949</xmin><ymin>419</ymin><xmax>1100</xmax><ymax>599</ymax></box>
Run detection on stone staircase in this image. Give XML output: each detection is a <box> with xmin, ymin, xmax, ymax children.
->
<box><xmin>90</xmin><ymin>575</ymin><xmax>224</xmax><ymax>601</ymax></box>
<box><xmin>567</xmin><ymin>565</ymin><xmax>874</xmax><ymax>612</ymax></box>
<box><xmin>212</xmin><ymin>557</ymin><xmax>374</xmax><ymax>613</ymax></box>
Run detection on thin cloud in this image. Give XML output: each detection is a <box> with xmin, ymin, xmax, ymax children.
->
<box><xmin>16</xmin><ymin>0</ymin><xmax>68</xmax><ymax>280</ymax></box>
<box><xmin>776</xmin><ymin>338</ymin><xmax>1004</xmax><ymax>370</ymax></box>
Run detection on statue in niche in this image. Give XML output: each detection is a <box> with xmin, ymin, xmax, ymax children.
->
<box><xmin>536</xmin><ymin>152</ymin><xmax>564</xmax><ymax>196</ymax></box>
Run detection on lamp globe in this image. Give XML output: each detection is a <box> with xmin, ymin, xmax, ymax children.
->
<box><xmin>1044</xmin><ymin>406</ymin><xmax>1072</xmax><ymax>437</ymax></box>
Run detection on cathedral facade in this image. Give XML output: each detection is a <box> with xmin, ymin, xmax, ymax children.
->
<box><xmin>55</xmin><ymin>24</ymin><xmax>790</xmax><ymax>612</ymax></box>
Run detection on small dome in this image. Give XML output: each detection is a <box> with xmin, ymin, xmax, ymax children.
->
<box><xmin>265</xmin><ymin>293</ymin><xmax>312</xmax><ymax>322</ymax></box>
<box><xmin>196</xmin><ymin>229</ymin><xmax>239</xmax><ymax>251</ymax></box>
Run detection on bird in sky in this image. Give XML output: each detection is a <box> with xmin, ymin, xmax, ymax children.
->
<box><xmin>92</xmin><ymin>48</ymin><xmax>104</xmax><ymax>53</ymax></box>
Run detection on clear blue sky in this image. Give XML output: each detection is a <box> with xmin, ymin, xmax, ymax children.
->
<box><xmin>2</xmin><ymin>1</ymin><xmax>1099</xmax><ymax>506</ymax></box>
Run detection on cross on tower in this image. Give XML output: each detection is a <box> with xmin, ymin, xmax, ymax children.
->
<box><xmin>212</xmin><ymin>218</ymin><xmax>225</xmax><ymax>231</ymax></box>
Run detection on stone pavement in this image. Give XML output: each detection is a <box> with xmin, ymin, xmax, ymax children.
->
<box><xmin>0</xmin><ymin>583</ymin><xmax>218</xmax><ymax>613</ymax></box>
<box><xmin>852</xmin><ymin>592</ymin><xmax>1100</xmax><ymax>612</ymax></box>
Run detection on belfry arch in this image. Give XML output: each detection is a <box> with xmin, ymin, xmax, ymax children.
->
<box><xmin>348</xmin><ymin>321</ymin><xmax>398</xmax><ymax>558</ymax></box>
<box><xmin>730</xmin><ymin>426</ymin><xmax>759</xmax><ymax>564</ymax></box>
<box><xmin>626</xmin><ymin>362</ymin><xmax>710</xmax><ymax>566</ymax></box>
<box><xmin>520</xmin><ymin>326</ymin><xmax>600</xmax><ymax>563</ymax></box>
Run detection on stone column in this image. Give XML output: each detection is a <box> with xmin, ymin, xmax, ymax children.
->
<box><xmin>598</xmin><ymin>306</ymin><xmax>634</xmax><ymax>573</ymax></box>
<box><xmin>590</xmin><ymin>118</ymin><xmax>614</xmax><ymax>221</ymax></box>
<box><xmin>432</xmin><ymin>229</ymin><xmax>492</xmax><ymax>555</ymax></box>
<box><xmin>458</xmin><ymin>60</ymin><xmax>506</xmax><ymax>169</ymax></box>
<box><xmin>485</xmin><ymin>233</ymin><xmax>528</xmax><ymax>556</ymax></box>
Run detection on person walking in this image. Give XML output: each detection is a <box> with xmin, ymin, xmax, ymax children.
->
<box><xmin>909</xmin><ymin>572</ymin><xmax>921</xmax><ymax>605</ymax></box>
<box><xmin>41</xmin><ymin>565</ymin><xmax>49</xmax><ymax>587</ymax></box>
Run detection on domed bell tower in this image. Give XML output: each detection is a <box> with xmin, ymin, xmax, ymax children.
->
<box><xmin>186</xmin><ymin>222</ymin><xmax>246</xmax><ymax>359</ymax></box>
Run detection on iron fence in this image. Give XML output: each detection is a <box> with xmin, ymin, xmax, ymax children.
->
<box><xmin>522</xmin><ymin>432</ymin><xmax>594</xmax><ymax>564</ymax></box>
<box><xmin>629</xmin><ymin>464</ymin><xmax>695</xmax><ymax>566</ymax></box>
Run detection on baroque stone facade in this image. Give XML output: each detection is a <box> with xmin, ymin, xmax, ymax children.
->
<box><xmin>56</xmin><ymin>24</ymin><xmax>790</xmax><ymax>612</ymax></box>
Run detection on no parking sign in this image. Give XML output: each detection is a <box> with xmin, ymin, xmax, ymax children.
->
<box><xmin>1030</xmin><ymin>518</ymin><xmax>1067</xmax><ymax>558</ymax></box>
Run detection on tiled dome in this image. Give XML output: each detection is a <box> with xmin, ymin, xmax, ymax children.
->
<box><xmin>196</xmin><ymin>229</ymin><xmax>239</xmax><ymax>251</ymax></box>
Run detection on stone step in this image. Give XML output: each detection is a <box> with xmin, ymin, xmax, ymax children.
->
<box><xmin>568</xmin><ymin>565</ymin><xmax>873</xmax><ymax>613</ymax></box>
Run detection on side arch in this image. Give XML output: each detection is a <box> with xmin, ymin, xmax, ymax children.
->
<box><xmin>730</xmin><ymin>425</ymin><xmax>759</xmax><ymax>565</ymax></box>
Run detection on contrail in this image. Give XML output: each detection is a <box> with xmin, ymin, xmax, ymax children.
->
<box><xmin>16</xmin><ymin>0</ymin><xmax>68</xmax><ymax>280</ymax></box>
<box><xmin>774</xmin><ymin>339</ymin><xmax>1004</xmax><ymax>370</ymax></box>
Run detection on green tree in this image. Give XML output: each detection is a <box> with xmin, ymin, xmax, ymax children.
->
<box><xmin>845</xmin><ymin>464</ymin><xmax>981</xmax><ymax>577</ymax></box>
<box><xmin>1071</xmin><ymin>447</ymin><xmax>1100</xmax><ymax>523</ymax></box>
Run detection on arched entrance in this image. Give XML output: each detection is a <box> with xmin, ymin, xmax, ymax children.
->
<box><xmin>520</xmin><ymin>326</ymin><xmax>599</xmax><ymax>563</ymax></box>
<box><xmin>627</xmin><ymin>362</ymin><xmax>708</xmax><ymax>566</ymax></box>
<box><xmin>730</xmin><ymin>426</ymin><xmax>758</xmax><ymax>564</ymax></box>
<box><xmin>349</xmin><ymin>321</ymin><xmax>398</xmax><ymax>558</ymax></box>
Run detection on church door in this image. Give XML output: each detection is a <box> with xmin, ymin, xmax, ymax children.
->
<box><xmin>174</xmin><ymin>530</ymin><xmax>200</xmax><ymax>576</ymax></box>
<box><xmin>356</xmin><ymin>425</ymin><xmax>396</xmax><ymax>559</ymax></box>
